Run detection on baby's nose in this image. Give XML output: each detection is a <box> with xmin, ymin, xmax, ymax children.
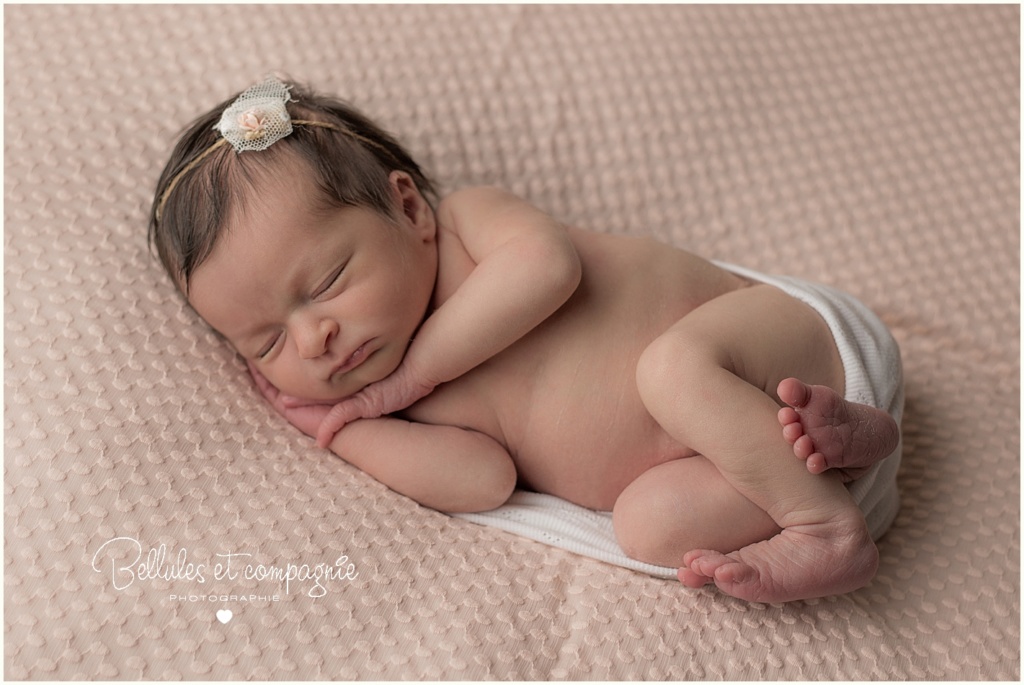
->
<box><xmin>295</xmin><ymin>317</ymin><xmax>338</xmax><ymax>360</ymax></box>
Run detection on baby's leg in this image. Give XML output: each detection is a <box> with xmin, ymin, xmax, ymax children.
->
<box><xmin>635</xmin><ymin>284</ymin><xmax>877</xmax><ymax>603</ymax></box>
<box><xmin>777</xmin><ymin>378</ymin><xmax>900</xmax><ymax>480</ymax></box>
<box><xmin>613</xmin><ymin>455</ymin><xmax>780</xmax><ymax>568</ymax></box>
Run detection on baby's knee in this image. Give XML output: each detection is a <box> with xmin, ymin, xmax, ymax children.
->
<box><xmin>614</xmin><ymin>459</ymin><xmax>783</xmax><ymax>566</ymax></box>
<box><xmin>613</xmin><ymin>485</ymin><xmax>690</xmax><ymax>567</ymax></box>
<box><xmin>635</xmin><ymin>331</ymin><xmax>723</xmax><ymax>415</ymax></box>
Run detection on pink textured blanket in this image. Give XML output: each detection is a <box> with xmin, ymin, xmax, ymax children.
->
<box><xmin>5</xmin><ymin>5</ymin><xmax>1018</xmax><ymax>680</ymax></box>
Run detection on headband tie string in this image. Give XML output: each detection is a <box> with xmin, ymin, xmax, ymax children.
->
<box><xmin>155</xmin><ymin>76</ymin><xmax>363</xmax><ymax>223</ymax></box>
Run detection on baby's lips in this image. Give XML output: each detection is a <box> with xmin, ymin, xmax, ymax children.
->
<box><xmin>329</xmin><ymin>342</ymin><xmax>370</xmax><ymax>379</ymax></box>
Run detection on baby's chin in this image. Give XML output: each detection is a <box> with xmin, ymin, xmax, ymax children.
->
<box><xmin>280</xmin><ymin>371</ymin><xmax>382</xmax><ymax>405</ymax></box>
<box><xmin>284</xmin><ymin>384</ymin><xmax>364</xmax><ymax>405</ymax></box>
<box><xmin>273</xmin><ymin>345</ymin><xmax>404</xmax><ymax>404</ymax></box>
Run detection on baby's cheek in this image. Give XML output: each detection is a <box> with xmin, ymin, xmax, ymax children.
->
<box><xmin>263</xmin><ymin>365</ymin><xmax>328</xmax><ymax>403</ymax></box>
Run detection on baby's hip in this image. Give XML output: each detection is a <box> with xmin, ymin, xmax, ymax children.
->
<box><xmin>711</xmin><ymin>261</ymin><xmax>902</xmax><ymax>412</ymax></box>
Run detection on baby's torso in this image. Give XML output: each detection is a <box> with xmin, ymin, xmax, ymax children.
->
<box><xmin>400</xmin><ymin>226</ymin><xmax>749</xmax><ymax>510</ymax></box>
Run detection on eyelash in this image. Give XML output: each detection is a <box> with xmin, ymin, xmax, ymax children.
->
<box><xmin>256</xmin><ymin>263</ymin><xmax>346</xmax><ymax>360</ymax></box>
<box><xmin>256</xmin><ymin>335</ymin><xmax>280</xmax><ymax>360</ymax></box>
<box><xmin>314</xmin><ymin>264</ymin><xmax>345</xmax><ymax>299</ymax></box>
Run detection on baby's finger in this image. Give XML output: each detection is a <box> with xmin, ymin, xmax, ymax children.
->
<box><xmin>315</xmin><ymin>406</ymin><xmax>343</xmax><ymax>448</ymax></box>
<box><xmin>247</xmin><ymin>362</ymin><xmax>277</xmax><ymax>398</ymax></box>
<box><xmin>315</xmin><ymin>402</ymin><xmax>360</xmax><ymax>448</ymax></box>
<box><xmin>246</xmin><ymin>360</ymin><xmax>263</xmax><ymax>384</ymax></box>
<box><xmin>315</xmin><ymin>419</ymin><xmax>342</xmax><ymax>449</ymax></box>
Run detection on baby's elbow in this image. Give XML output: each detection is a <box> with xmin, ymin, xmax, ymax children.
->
<box><xmin>539</xmin><ymin>232</ymin><xmax>582</xmax><ymax>301</ymax></box>
<box><xmin>559</xmin><ymin>242</ymin><xmax>583</xmax><ymax>296</ymax></box>
<box><xmin>484</xmin><ymin>457</ymin><xmax>518</xmax><ymax>510</ymax></box>
<box><xmin>448</xmin><ymin>453</ymin><xmax>517</xmax><ymax>514</ymax></box>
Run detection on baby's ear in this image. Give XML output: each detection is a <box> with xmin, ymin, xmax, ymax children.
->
<box><xmin>389</xmin><ymin>171</ymin><xmax>435</xmax><ymax>241</ymax></box>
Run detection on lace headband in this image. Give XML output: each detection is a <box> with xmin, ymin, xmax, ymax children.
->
<box><xmin>154</xmin><ymin>77</ymin><xmax>389</xmax><ymax>223</ymax></box>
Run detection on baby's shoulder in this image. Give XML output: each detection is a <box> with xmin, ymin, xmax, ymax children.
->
<box><xmin>437</xmin><ymin>184</ymin><xmax>519</xmax><ymax>211</ymax></box>
<box><xmin>436</xmin><ymin>185</ymin><xmax>543</xmax><ymax>234</ymax></box>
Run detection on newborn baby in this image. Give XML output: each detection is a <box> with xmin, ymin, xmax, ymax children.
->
<box><xmin>151</xmin><ymin>77</ymin><xmax>902</xmax><ymax>602</ymax></box>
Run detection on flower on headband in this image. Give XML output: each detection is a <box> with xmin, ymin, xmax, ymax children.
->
<box><xmin>237</xmin><ymin>108</ymin><xmax>268</xmax><ymax>141</ymax></box>
<box><xmin>215</xmin><ymin>77</ymin><xmax>295</xmax><ymax>152</ymax></box>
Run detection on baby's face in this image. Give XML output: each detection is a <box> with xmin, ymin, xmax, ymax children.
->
<box><xmin>188</xmin><ymin>159</ymin><xmax>438</xmax><ymax>402</ymax></box>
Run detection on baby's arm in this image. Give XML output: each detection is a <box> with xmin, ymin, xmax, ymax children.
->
<box><xmin>329</xmin><ymin>418</ymin><xmax>517</xmax><ymax>513</ymax></box>
<box><xmin>251</xmin><ymin>362</ymin><xmax>515</xmax><ymax>512</ymax></box>
<box><xmin>409</xmin><ymin>186</ymin><xmax>583</xmax><ymax>380</ymax></box>
<box><xmin>315</xmin><ymin>186</ymin><xmax>582</xmax><ymax>446</ymax></box>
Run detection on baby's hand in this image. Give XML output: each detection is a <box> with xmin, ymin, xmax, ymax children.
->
<box><xmin>247</xmin><ymin>362</ymin><xmax>335</xmax><ymax>438</ymax></box>
<box><xmin>314</xmin><ymin>362</ymin><xmax>437</xmax><ymax>448</ymax></box>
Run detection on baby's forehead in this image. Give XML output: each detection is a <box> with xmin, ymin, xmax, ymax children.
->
<box><xmin>221</xmin><ymin>151</ymin><xmax>323</xmax><ymax>230</ymax></box>
<box><xmin>232</xmin><ymin>145</ymin><xmax>317</xmax><ymax>200</ymax></box>
<box><xmin>248</xmin><ymin>153</ymin><xmax>363</xmax><ymax>231</ymax></box>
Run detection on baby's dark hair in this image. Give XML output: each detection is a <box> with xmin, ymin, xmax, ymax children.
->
<box><xmin>149</xmin><ymin>79</ymin><xmax>436</xmax><ymax>292</ymax></box>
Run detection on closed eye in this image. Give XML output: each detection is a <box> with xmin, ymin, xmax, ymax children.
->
<box><xmin>256</xmin><ymin>333</ymin><xmax>282</xmax><ymax>360</ymax></box>
<box><xmin>313</xmin><ymin>263</ymin><xmax>346</xmax><ymax>299</ymax></box>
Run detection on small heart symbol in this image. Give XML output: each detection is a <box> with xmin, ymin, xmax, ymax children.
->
<box><xmin>216</xmin><ymin>609</ymin><xmax>233</xmax><ymax>624</ymax></box>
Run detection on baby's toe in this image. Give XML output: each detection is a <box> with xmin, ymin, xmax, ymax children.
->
<box><xmin>778</xmin><ymin>406</ymin><xmax>800</xmax><ymax>427</ymax></box>
<box><xmin>782</xmin><ymin>421</ymin><xmax>804</xmax><ymax>445</ymax></box>
<box><xmin>793</xmin><ymin>434</ymin><xmax>815</xmax><ymax>460</ymax></box>
<box><xmin>678</xmin><ymin>566</ymin><xmax>711</xmax><ymax>588</ymax></box>
<box><xmin>806</xmin><ymin>453</ymin><xmax>827</xmax><ymax>474</ymax></box>
<box><xmin>777</xmin><ymin>377</ymin><xmax>812</xmax><ymax>409</ymax></box>
<box><xmin>711</xmin><ymin>560</ymin><xmax>758</xmax><ymax>587</ymax></box>
<box><xmin>684</xmin><ymin>550</ymin><xmax>734</xmax><ymax>580</ymax></box>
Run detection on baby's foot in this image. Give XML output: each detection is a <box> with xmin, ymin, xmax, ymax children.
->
<box><xmin>679</xmin><ymin>515</ymin><xmax>879</xmax><ymax>603</ymax></box>
<box><xmin>776</xmin><ymin>378</ymin><xmax>899</xmax><ymax>480</ymax></box>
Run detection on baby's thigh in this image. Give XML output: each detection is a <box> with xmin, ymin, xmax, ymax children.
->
<box><xmin>639</xmin><ymin>284</ymin><xmax>845</xmax><ymax>403</ymax></box>
<box><xmin>612</xmin><ymin>456</ymin><xmax>779</xmax><ymax>567</ymax></box>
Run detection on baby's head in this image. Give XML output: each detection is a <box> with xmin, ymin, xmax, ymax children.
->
<box><xmin>150</xmin><ymin>77</ymin><xmax>436</xmax><ymax>291</ymax></box>
<box><xmin>150</xmin><ymin>77</ymin><xmax>441</xmax><ymax>401</ymax></box>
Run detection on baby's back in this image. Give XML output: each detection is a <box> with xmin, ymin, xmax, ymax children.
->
<box><xmin>402</xmin><ymin>227</ymin><xmax>749</xmax><ymax>510</ymax></box>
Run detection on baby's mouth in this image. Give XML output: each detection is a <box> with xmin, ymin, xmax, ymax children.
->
<box><xmin>330</xmin><ymin>341</ymin><xmax>370</xmax><ymax>378</ymax></box>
